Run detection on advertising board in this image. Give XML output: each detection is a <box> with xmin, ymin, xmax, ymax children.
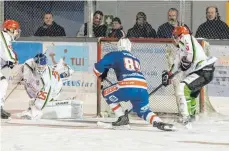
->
<box><xmin>208</xmin><ymin>45</ymin><xmax>229</xmax><ymax>97</ymax></box>
<box><xmin>12</xmin><ymin>41</ymin><xmax>43</xmax><ymax>63</ymax></box>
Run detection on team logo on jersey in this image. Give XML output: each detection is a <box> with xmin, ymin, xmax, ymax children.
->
<box><xmin>140</xmin><ymin>104</ymin><xmax>150</xmax><ymax>112</ymax></box>
<box><xmin>109</xmin><ymin>95</ymin><xmax>118</xmax><ymax>103</ymax></box>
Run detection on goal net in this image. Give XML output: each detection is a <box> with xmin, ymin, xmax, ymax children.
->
<box><xmin>97</xmin><ymin>38</ymin><xmax>215</xmax><ymax>117</ymax></box>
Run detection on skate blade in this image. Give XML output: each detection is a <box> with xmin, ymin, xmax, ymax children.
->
<box><xmin>97</xmin><ymin>121</ymin><xmax>113</xmax><ymax>129</ymax></box>
<box><xmin>1</xmin><ymin>117</ymin><xmax>11</xmax><ymax>122</ymax></box>
<box><xmin>20</xmin><ymin>115</ymin><xmax>32</xmax><ymax>120</ymax></box>
<box><xmin>97</xmin><ymin>121</ymin><xmax>131</xmax><ymax>130</ymax></box>
<box><xmin>112</xmin><ymin>124</ymin><xmax>131</xmax><ymax>130</ymax></box>
<box><xmin>16</xmin><ymin>112</ymin><xmax>31</xmax><ymax>120</ymax></box>
<box><xmin>163</xmin><ymin>125</ymin><xmax>177</xmax><ymax>131</ymax></box>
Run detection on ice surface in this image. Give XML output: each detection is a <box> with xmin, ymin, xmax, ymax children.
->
<box><xmin>1</xmin><ymin>114</ymin><xmax>229</xmax><ymax>151</ymax></box>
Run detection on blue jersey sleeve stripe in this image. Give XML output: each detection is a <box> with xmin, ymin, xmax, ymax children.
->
<box><xmin>93</xmin><ymin>67</ymin><xmax>102</xmax><ymax>77</ymax></box>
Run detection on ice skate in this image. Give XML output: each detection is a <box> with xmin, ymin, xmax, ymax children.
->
<box><xmin>153</xmin><ymin>121</ymin><xmax>176</xmax><ymax>131</ymax></box>
<box><xmin>181</xmin><ymin>116</ymin><xmax>192</xmax><ymax>129</ymax></box>
<box><xmin>190</xmin><ymin>110</ymin><xmax>196</xmax><ymax>122</ymax></box>
<box><xmin>1</xmin><ymin>107</ymin><xmax>11</xmax><ymax>119</ymax></box>
<box><xmin>97</xmin><ymin>110</ymin><xmax>130</xmax><ymax>130</ymax></box>
<box><xmin>190</xmin><ymin>115</ymin><xmax>196</xmax><ymax>122</ymax></box>
<box><xmin>19</xmin><ymin>106</ymin><xmax>43</xmax><ymax>120</ymax></box>
<box><xmin>111</xmin><ymin>110</ymin><xmax>130</xmax><ymax>129</ymax></box>
<box><xmin>112</xmin><ymin>110</ymin><xmax>129</xmax><ymax>126</ymax></box>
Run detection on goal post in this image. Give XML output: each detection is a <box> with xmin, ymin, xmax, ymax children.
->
<box><xmin>96</xmin><ymin>38</ymin><xmax>209</xmax><ymax>117</ymax></box>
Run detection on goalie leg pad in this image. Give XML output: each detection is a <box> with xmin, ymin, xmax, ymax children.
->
<box><xmin>177</xmin><ymin>83</ymin><xmax>191</xmax><ymax>117</ymax></box>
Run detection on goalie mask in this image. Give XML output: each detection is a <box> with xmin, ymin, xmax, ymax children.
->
<box><xmin>3</xmin><ymin>19</ymin><xmax>21</xmax><ymax>40</ymax></box>
<box><xmin>34</xmin><ymin>53</ymin><xmax>48</xmax><ymax>75</ymax></box>
<box><xmin>117</xmin><ymin>38</ymin><xmax>132</xmax><ymax>52</ymax></box>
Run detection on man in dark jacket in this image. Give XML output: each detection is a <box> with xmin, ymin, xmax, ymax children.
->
<box><xmin>34</xmin><ymin>12</ymin><xmax>66</xmax><ymax>36</ymax></box>
<box><xmin>195</xmin><ymin>6</ymin><xmax>229</xmax><ymax>39</ymax></box>
<box><xmin>157</xmin><ymin>8</ymin><xmax>190</xmax><ymax>38</ymax></box>
<box><xmin>77</xmin><ymin>10</ymin><xmax>107</xmax><ymax>37</ymax></box>
<box><xmin>127</xmin><ymin>12</ymin><xmax>157</xmax><ymax>38</ymax></box>
<box><xmin>108</xmin><ymin>17</ymin><xmax>125</xmax><ymax>39</ymax></box>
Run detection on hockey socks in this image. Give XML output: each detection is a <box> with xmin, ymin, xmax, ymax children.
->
<box><xmin>109</xmin><ymin>103</ymin><xmax>124</xmax><ymax>117</ymax></box>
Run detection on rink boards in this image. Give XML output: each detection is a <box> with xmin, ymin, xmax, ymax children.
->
<box><xmin>2</xmin><ymin>40</ymin><xmax>229</xmax><ymax>116</ymax></box>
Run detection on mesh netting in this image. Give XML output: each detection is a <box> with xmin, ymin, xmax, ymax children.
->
<box><xmin>98</xmin><ymin>39</ymin><xmax>215</xmax><ymax>117</ymax></box>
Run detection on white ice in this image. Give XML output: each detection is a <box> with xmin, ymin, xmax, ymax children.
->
<box><xmin>1</xmin><ymin>114</ymin><xmax>229</xmax><ymax>151</ymax></box>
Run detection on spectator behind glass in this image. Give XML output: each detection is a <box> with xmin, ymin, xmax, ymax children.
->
<box><xmin>195</xmin><ymin>6</ymin><xmax>229</xmax><ymax>39</ymax></box>
<box><xmin>108</xmin><ymin>17</ymin><xmax>125</xmax><ymax>39</ymax></box>
<box><xmin>34</xmin><ymin>12</ymin><xmax>66</xmax><ymax>36</ymax></box>
<box><xmin>77</xmin><ymin>10</ymin><xmax>107</xmax><ymax>37</ymax></box>
<box><xmin>127</xmin><ymin>12</ymin><xmax>157</xmax><ymax>38</ymax></box>
<box><xmin>157</xmin><ymin>8</ymin><xmax>190</xmax><ymax>38</ymax></box>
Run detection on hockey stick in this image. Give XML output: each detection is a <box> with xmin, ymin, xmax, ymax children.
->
<box><xmin>5</xmin><ymin>66</ymin><xmax>24</xmax><ymax>101</ymax></box>
<box><xmin>148</xmin><ymin>70</ymin><xmax>181</xmax><ymax>118</ymax></box>
<box><xmin>149</xmin><ymin>70</ymin><xmax>180</xmax><ymax>96</ymax></box>
<box><xmin>103</xmin><ymin>78</ymin><xmax>113</xmax><ymax>85</ymax></box>
<box><xmin>5</xmin><ymin>80</ymin><xmax>21</xmax><ymax>101</ymax></box>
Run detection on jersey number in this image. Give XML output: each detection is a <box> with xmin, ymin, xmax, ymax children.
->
<box><xmin>37</xmin><ymin>91</ymin><xmax>47</xmax><ymax>100</ymax></box>
<box><xmin>124</xmin><ymin>57</ymin><xmax>141</xmax><ymax>72</ymax></box>
<box><xmin>52</xmin><ymin>71</ymin><xmax>60</xmax><ymax>81</ymax></box>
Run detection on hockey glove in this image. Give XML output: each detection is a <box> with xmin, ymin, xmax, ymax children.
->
<box><xmin>7</xmin><ymin>61</ymin><xmax>15</xmax><ymax>69</ymax></box>
<box><xmin>162</xmin><ymin>70</ymin><xmax>172</xmax><ymax>87</ymax></box>
<box><xmin>99</xmin><ymin>68</ymin><xmax>109</xmax><ymax>81</ymax></box>
<box><xmin>180</xmin><ymin>56</ymin><xmax>191</xmax><ymax>71</ymax></box>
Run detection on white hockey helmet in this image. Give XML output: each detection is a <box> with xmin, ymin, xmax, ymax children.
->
<box><xmin>117</xmin><ymin>38</ymin><xmax>132</xmax><ymax>52</ymax></box>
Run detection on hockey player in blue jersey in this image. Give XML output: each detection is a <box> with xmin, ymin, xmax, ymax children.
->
<box><xmin>94</xmin><ymin>38</ymin><xmax>175</xmax><ymax>131</ymax></box>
